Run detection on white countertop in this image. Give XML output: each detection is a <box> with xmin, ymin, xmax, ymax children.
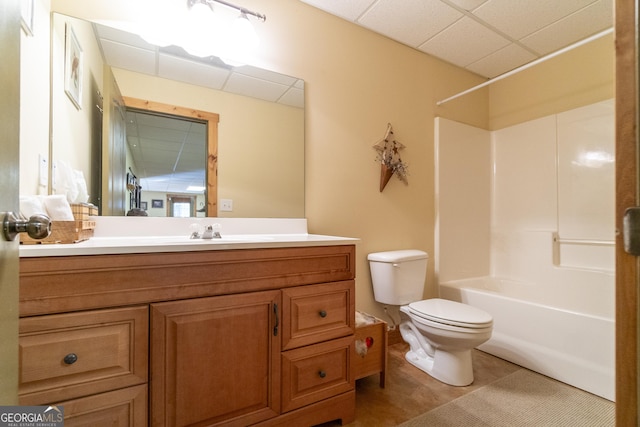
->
<box><xmin>19</xmin><ymin>217</ymin><xmax>359</xmax><ymax>257</ymax></box>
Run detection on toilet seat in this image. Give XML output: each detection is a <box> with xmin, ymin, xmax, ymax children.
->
<box><xmin>407</xmin><ymin>298</ymin><xmax>493</xmax><ymax>329</ymax></box>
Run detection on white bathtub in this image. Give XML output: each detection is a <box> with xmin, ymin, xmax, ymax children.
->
<box><xmin>439</xmin><ymin>276</ymin><xmax>615</xmax><ymax>401</ymax></box>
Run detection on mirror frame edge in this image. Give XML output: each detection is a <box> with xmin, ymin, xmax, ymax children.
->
<box><xmin>122</xmin><ymin>96</ymin><xmax>219</xmax><ymax>217</ymax></box>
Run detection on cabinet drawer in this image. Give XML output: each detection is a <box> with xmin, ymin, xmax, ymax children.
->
<box><xmin>282</xmin><ymin>281</ymin><xmax>355</xmax><ymax>350</ymax></box>
<box><xmin>55</xmin><ymin>384</ymin><xmax>147</xmax><ymax>427</ymax></box>
<box><xmin>281</xmin><ymin>336</ymin><xmax>354</xmax><ymax>412</ymax></box>
<box><xmin>19</xmin><ymin>306</ymin><xmax>148</xmax><ymax>405</ymax></box>
<box><xmin>354</xmin><ymin>317</ymin><xmax>387</xmax><ymax>386</ymax></box>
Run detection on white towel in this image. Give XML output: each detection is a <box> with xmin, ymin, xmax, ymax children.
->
<box><xmin>53</xmin><ymin>161</ymin><xmax>91</xmax><ymax>204</ymax></box>
<box><xmin>20</xmin><ymin>196</ymin><xmax>47</xmax><ymax>219</ymax></box>
<box><xmin>42</xmin><ymin>195</ymin><xmax>74</xmax><ymax>221</ymax></box>
<box><xmin>54</xmin><ymin>161</ymin><xmax>78</xmax><ymax>203</ymax></box>
<box><xmin>73</xmin><ymin>169</ymin><xmax>89</xmax><ymax>203</ymax></box>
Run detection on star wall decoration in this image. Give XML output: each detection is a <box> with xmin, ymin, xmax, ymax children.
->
<box><xmin>373</xmin><ymin>123</ymin><xmax>408</xmax><ymax>192</ymax></box>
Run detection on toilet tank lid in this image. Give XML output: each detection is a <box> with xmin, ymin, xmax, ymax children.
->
<box><xmin>367</xmin><ymin>250</ymin><xmax>428</xmax><ymax>262</ymax></box>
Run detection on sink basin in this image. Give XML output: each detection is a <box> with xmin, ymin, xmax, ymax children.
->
<box><xmin>127</xmin><ymin>235</ymin><xmax>276</xmax><ymax>245</ymax></box>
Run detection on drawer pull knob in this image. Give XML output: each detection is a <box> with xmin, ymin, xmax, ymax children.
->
<box><xmin>63</xmin><ymin>353</ymin><xmax>78</xmax><ymax>365</ymax></box>
<box><xmin>319</xmin><ymin>310</ymin><xmax>327</xmax><ymax>318</ymax></box>
<box><xmin>318</xmin><ymin>370</ymin><xmax>326</xmax><ymax>378</ymax></box>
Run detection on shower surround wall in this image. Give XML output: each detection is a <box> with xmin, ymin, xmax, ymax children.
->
<box><xmin>435</xmin><ymin>99</ymin><xmax>615</xmax><ymax>400</ymax></box>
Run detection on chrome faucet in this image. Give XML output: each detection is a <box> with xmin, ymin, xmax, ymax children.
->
<box><xmin>202</xmin><ymin>224</ymin><xmax>222</xmax><ymax>239</ymax></box>
<box><xmin>191</xmin><ymin>223</ymin><xmax>222</xmax><ymax>239</ymax></box>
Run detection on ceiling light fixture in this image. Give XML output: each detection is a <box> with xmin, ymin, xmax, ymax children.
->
<box><xmin>141</xmin><ymin>0</ymin><xmax>266</xmax><ymax>65</ymax></box>
<box><xmin>201</xmin><ymin>0</ymin><xmax>266</xmax><ymax>23</ymax></box>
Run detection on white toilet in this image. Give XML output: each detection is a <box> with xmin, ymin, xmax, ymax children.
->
<box><xmin>368</xmin><ymin>250</ymin><xmax>493</xmax><ymax>386</ymax></box>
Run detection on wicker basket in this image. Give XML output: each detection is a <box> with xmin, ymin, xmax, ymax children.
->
<box><xmin>20</xmin><ymin>203</ymin><xmax>97</xmax><ymax>245</ymax></box>
<box><xmin>71</xmin><ymin>203</ymin><xmax>99</xmax><ymax>220</ymax></box>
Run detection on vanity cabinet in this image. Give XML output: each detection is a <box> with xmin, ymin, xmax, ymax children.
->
<box><xmin>19</xmin><ymin>244</ymin><xmax>356</xmax><ymax>426</ymax></box>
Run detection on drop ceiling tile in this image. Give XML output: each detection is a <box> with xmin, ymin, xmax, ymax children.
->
<box><xmin>181</xmin><ymin>143</ymin><xmax>206</xmax><ymax>155</ymax></box>
<box><xmin>184</xmin><ymin>132</ymin><xmax>206</xmax><ymax>146</ymax></box>
<box><xmin>224</xmin><ymin>74</ymin><xmax>290</xmax><ymax>103</ymax></box>
<box><xmin>126</xmin><ymin>124</ymin><xmax>139</xmax><ymax>138</ymax></box>
<box><xmin>520</xmin><ymin>0</ymin><xmax>613</xmax><ymax>55</ymax></box>
<box><xmin>419</xmin><ymin>16</ymin><xmax>511</xmax><ymax>68</ymax></box>
<box><xmin>139</xmin><ymin>140</ymin><xmax>180</xmax><ymax>155</ymax></box>
<box><xmin>127</xmin><ymin>136</ymin><xmax>140</xmax><ymax>148</ymax></box>
<box><xmin>138</xmin><ymin>127</ymin><xmax>186</xmax><ymax>143</ymax></box>
<box><xmin>100</xmin><ymin>39</ymin><xmax>157</xmax><ymax>75</ymax></box>
<box><xmin>445</xmin><ymin>0</ymin><xmax>488</xmax><ymax>11</ymax></box>
<box><xmin>167</xmin><ymin>182</ymin><xmax>194</xmax><ymax>193</ymax></box>
<box><xmin>473</xmin><ymin>0</ymin><xmax>595</xmax><ymax>40</ymax></box>
<box><xmin>278</xmin><ymin>86</ymin><xmax>304</xmax><ymax>108</ymax></box>
<box><xmin>184</xmin><ymin>133</ymin><xmax>206</xmax><ymax>147</ymax></box>
<box><xmin>358</xmin><ymin>0</ymin><xmax>463</xmax><ymax>47</ymax></box>
<box><xmin>299</xmin><ymin>0</ymin><xmax>376</xmax><ymax>21</ymax></box>
<box><xmin>158</xmin><ymin>54</ymin><xmax>229</xmax><ymax>90</ymax></box>
<box><xmin>134</xmin><ymin>111</ymin><xmax>192</xmax><ymax>131</ymax></box>
<box><xmin>176</xmin><ymin>152</ymin><xmax>203</xmax><ymax>167</ymax></box>
<box><xmin>144</xmin><ymin>165</ymin><xmax>173</xmax><ymax>175</ymax></box>
<box><xmin>235</xmin><ymin>65</ymin><xmax>298</xmax><ymax>86</ymax></box>
<box><xmin>465</xmin><ymin>42</ymin><xmax>537</xmax><ymax>77</ymax></box>
<box><xmin>96</xmin><ymin>24</ymin><xmax>154</xmax><ymax>50</ymax></box>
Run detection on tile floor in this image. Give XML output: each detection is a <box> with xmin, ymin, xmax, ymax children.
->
<box><xmin>321</xmin><ymin>339</ymin><xmax>524</xmax><ymax>426</ymax></box>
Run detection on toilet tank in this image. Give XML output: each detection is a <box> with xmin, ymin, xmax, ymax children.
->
<box><xmin>367</xmin><ymin>250</ymin><xmax>428</xmax><ymax>305</ymax></box>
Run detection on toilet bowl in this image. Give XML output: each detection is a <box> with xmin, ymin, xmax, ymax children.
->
<box><xmin>367</xmin><ymin>250</ymin><xmax>493</xmax><ymax>386</ymax></box>
<box><xmin>399</xmin><ymin>298</ymin><xmax>492</xmax><ymax>386</ymax></box>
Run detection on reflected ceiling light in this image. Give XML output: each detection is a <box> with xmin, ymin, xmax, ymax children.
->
<box><xmin>572</xmin><ymin>150</ymin><xmax>615</xmax><ymax>168</ymax></box>
<box><xmin>181</xmin><ymin>0</ymin><xmax>223</xmax><ymax>57</ymax></box>
<box><xmin>143</xmin><ymin>0</ymin><xmax>266</xmax><ymax>64</ymax></box>
<box><xmin>140</xmin><ymin>0</ymin><xmax>186</xmax><ymax>47</ymax></box>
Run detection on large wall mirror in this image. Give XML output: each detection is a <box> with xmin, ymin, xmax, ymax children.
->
<box><xmin>23</xmin><ymin>4</ymin><xmax>304</xmax><ymax>218</ymax></box>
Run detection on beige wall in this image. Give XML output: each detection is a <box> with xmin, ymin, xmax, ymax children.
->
<box><xmin>20</xmin><ymin>0</ymin><xmax>51</xmax><ymax>196</ymax></box>
<box><xmin>47</xmin><ymin>0</ymin><xmax>614</xmax><ymax>322</ymax></box>
<box><xmin>20</xmin><ymin>7</ymin><xmax>104</xmax><ymax>200</ymax></box>
<box><xmin>489</xmin><ymin>33</ymin><xmax>614</xmax><ymax>130</ymax></box>
<box><xmin>50</xmin><ymin>14</ymin><xmax>103</xmax><ymax>199</ymax></box>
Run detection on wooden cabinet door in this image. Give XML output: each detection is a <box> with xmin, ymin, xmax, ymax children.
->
<box><xmin>151</xmin><ymin>291</ymin><xmax>281</xmax><ymax>427</ymax></box>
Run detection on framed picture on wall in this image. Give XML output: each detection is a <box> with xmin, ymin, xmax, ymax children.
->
<box><xmin>152</xmin><ymin>199</ymin><xmax>163</xmax><ymax>209</ymax></box>
<box><xmin>21</xmin><ymin>0</ymin><xmax>34</xmax><ymax>36</ymax></box>
<box><xmin>64</xmin><ymin>23</ymin><xmax>83</xmax><ymax>110</ymax></box>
